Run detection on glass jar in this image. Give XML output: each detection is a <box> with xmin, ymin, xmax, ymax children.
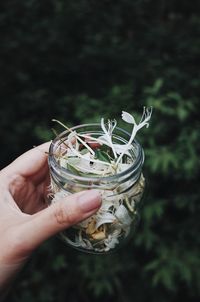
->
<box><xmin>47</xmin><ymin>124</ymin><xmax>145</xmax><ymax>254</ymax></box>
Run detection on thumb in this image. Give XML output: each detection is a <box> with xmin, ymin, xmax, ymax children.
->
<box><xmin>23</xmin><ymin>190</ymin><xmax>102</xmax><ymax>251</ymax></box>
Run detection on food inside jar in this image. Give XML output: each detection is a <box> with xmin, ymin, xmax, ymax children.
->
<box><xmin>48</xmin><ymin>108</ymin><xmax>152</xmax><ymax>252</ymax></box>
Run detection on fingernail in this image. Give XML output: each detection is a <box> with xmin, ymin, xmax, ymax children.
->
<box><xmin>78</xmin><ymin>190</ymin><xmax>102</xmax><ymax>213</ymax></box>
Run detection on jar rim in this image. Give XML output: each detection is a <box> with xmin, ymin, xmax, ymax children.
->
<box><xmin>48</xmin><ymin>123</ymin><xmax>144</xmax><ymax>182</ymax></box>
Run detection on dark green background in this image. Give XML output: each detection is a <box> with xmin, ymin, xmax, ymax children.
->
<box><xmin>0</xmin><ymin>0</ymin><xmax>199</xmax><ymax>301</ymax></box>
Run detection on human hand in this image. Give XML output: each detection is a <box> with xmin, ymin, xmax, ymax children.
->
<box><xmin>0</xmin><ymin>143</ymin><xmax>101</xmax><ymax>291</ymax></box>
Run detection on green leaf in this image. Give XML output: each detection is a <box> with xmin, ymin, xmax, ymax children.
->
<box><xmin>67</xmin><ymin>162</ymin><xmax>82</xmax><ymax>175</ymax></box>
<box><xmin>95</xmin><ymin>149</ymin><xmax>110</xmax><ymax>163</ymax></box>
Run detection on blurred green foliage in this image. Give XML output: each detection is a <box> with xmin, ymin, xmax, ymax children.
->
<box><xmin>0</xmin><ymin>0</ymin><xmax>200</xmax><ymax>301</ymax></box>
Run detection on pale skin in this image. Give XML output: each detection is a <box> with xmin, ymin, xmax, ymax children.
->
<box><xmin>0</xmin><ymin>142</ymin><xmax>102</xmax><ymax>298</ymax></box>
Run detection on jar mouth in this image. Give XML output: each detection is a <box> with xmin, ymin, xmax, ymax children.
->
<box><xmin>48</xmin><ymin>123</ymin><xmax>144</xmax><ymax>182</ymax></box>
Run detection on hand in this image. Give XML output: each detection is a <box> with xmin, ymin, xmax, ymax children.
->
<box><xmin>0</xmin><ymin>143</ymin><xmax>101</xmax><ymax>291</ymax></box>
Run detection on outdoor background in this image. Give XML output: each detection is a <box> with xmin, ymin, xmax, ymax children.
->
<box><xmin>0</xmin><ymin>0</ymin><xmax>200</xmax><ymax>301</ymax></box>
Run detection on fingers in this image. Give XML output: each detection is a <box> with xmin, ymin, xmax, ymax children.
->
<box><xmin>21</xmin><ymin>190</ymin><xmax>102</xmax><ymax>251</ymax></box>
<box><xmin>3</xmin><ymin>142</ymin><xmax>51</xmax><ymax>177</ymax></box>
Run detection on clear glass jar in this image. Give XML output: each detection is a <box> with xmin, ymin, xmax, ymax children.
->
<box><xmin>47</xmin><ymin>124</ymin><xmax>145</xmax><ymax>254</ymax></box>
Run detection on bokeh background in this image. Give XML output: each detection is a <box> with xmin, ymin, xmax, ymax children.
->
<box><xmin>1</xmin><ymin>0</ymin><xmax>200</xmax><ymax>301</ymax></box>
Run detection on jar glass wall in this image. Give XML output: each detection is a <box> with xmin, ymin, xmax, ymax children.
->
<box><xmin>47</xmin><ymin>124</ymin><xmax>145</xmax><ymax>254</ymax></box>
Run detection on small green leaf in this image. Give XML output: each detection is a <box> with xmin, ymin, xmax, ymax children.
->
<box><xmin>95</xmin><ymin>149</ymin><xmax>110</xmax><ymax>163</ymax></box>
<box><xmin>67</xmin><ymin>163</ymin><xmax>82</xmax><ymax>175</ymax></box>
<box><xmin>80</xmin><ymin>148</ymin><xmax>88</xmax><ymax>155</ymax></box>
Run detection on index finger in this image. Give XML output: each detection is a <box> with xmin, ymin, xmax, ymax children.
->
<box><xmin>3</xmin><ymin>142</ymin><xmax>51</xmax><ymax>178</ymax></box>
